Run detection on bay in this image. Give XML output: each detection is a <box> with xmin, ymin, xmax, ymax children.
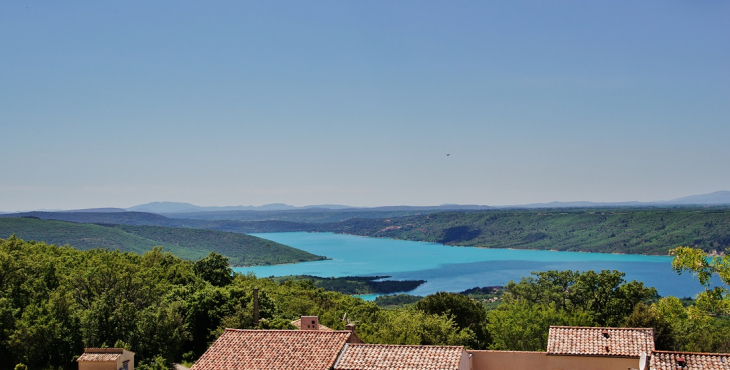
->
<box><xmin>233</xmin><ymin>232</ymin><xmax>706</xmax><ymax>299</ymax></box>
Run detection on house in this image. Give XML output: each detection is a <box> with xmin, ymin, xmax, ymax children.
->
<box><xmin>291</xmin><ymin>316</ymin><xmax>334</xmax><ymax>331</ymax></box>
<box><xmin>77</xmin><ymin>348</ymin><xmax>135</xmax><ymax>370</ymax></box>
<box><xmin>334</xmin><ymin>343</ymin><xmax>470</xmax><ymax>370</ymax></box>
<box><xmin>469</xmin><ymin>326</ymin><xmax>654</xmax><ymax>370</ymax></box>
<box><xmin>650</xmin><ymin>350</ymin><xmax>730</xmax><ymax>370</ymax></box>
<box><xmin>190</xmin><ymin>316</ymin><xmax>469</xmax><ymax>370</ymax></box>
<box><xmin>182</xmin><ymin>319</ymin><xmax>730</xmax><ymax>370</ymax></box>
<box><xmin>190</xmin><ymin>326</ymin><xmax>361</xmax><ymax>370</ymax></box>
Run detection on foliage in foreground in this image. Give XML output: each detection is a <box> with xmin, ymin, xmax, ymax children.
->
<box><xmin>0</xmin><ymin>237</ymin><xmax>470</xmax><ymax>370</ymax></box>
<box><xmin>2</xmin><ymin>236</ymin><xmax>728</xmax><ymax>370</ymax></box>
<box><xmin>671</xmin><ymin>246</ymin><xmax>730</xmax><ymax>315</ymax></box>
<box><xmin>489</xmin><ymin>268</ymin><xmax>730</xmax><ymax>352</ymax></box>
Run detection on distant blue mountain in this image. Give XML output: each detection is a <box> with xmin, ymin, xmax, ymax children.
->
<box><xmin>126</xmin><ymin>201</ymin><xmax>349</xmax><ymax>213</ymax></box>
<box><xmin>661</xmin><ymin>190</ymin><xmax>730</xmax><ymax>205</ymax></box>
<box><xmin>510</xmin><ymin>201</ymin><xmax>645</xmax><ymax>209</ymax></box>
<box><xmin>17</xmin><ymin>190</ymin><xmax>728</xmax><ymax>215</ymax></box>
<box><xmin>125</xmin><ymin>201</ymin><xmax>491</xmax><ymax>214</ymax></box>
<box><xmin>127</xmin><ymin>202</ymin><xmax>204</xmax><ymax>213</ymax></box>
<box><xmin>507</xmin><ymin>191</ymin><xmax>730</xmax><ymax>208</ymax></box>
<box><xmin>67</xmin><ymin>207</ymin><xmax>128</xmax><ymax>213</ymax></box>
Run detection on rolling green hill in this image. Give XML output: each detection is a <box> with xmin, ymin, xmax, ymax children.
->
<box><xmin>320</xmin><ymin>207</ymin><xmax>730</xmax><ymax>255</ymax></box>
<box><xmin>0</xmin><ymin>217</ymin><xmax>326</xmax><ymax>266</ymax></box>
<box><xmin>0</xmin><ymin>211</ymin><xmax>311</xmax><ymax>233</ymax></box>
<box><xmin>6</xmin><ymin>207</ymin><xmax>730</xmax><ymax>255</ymax></box>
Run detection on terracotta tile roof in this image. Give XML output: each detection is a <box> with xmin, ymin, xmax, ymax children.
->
<box><xmin>650</xmin><ymin>351</ymin><xmax>730</xmax><ymax>370</ymax></box>
<box><xmin>334</xmin><ymin>343</ymin><xmax>466</xmax><ymax>370</ymax></box>
<box><xmin>547</xmin><ymin>326</ymin><xmax>654</xmax><ymax>357</ymax></box>
<box><xmin>291</xmin><ymin>318</ymin><xmax>333</xmax><ymax>331</ymax></box>
<box><xmin>77</xmin><ymin>348</ymin><xmax>123</xmax><ymax>362</ymax></box>
<box><xmin>190</xmin><ymin>329</ymin><xmax>353</xmax><ymax>370</ymax></box>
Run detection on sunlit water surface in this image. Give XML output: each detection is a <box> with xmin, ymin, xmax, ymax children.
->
<box><xmin>233</xmin><ymin>232</ymin><xmax>705</xmax><ymax>299</ymax></box>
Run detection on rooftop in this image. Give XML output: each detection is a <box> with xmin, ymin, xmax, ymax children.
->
<box><xmin>77</xmin><ymin>348</ymin><xmax>127</xmax><ymax>362</ymax></box>
<box><xmin>334</xmin><ymin>343</ymin><xmax>466</xmax><ymax>370</ymax></box>
<box><xmin>547</xmin><ymin>326</ymin><xmax>654</xmax><ymax>358</ymax></box>
<box><xmin>650</xmin><ymin>350</ymin><xmax>730</xmax><ymax>370</ymax></box>
<box><xmin>190</xmin><ymin>329</ymin><xmax>355</xmax><ymax>370</ymax></box>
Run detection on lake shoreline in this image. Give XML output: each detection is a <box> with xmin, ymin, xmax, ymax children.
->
<box><xmin>328</xmin><ymin>231</ymin><xmax>671</xmax><ymax>257</ymax></box>
<box><xmin>237</xmin><ymin>232</ymin><xmax>699</xmax><ymax>298</ymax></box>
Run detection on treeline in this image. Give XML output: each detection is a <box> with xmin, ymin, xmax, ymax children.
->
<box><xmin>163</xmin><ymin>209</ymin><xmax>444</xmax><ymax>223</ymax></box>
<box><xmin>320</xmin><ymin>207</ymin><xmax>730</xmax><ymax>255</ymax></box>
<box><xmin>0</xmin><ymin>218</ymin><xmax>325</xmax><ymax>266</ymax></box>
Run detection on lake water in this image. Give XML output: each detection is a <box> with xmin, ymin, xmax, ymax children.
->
<box><xmin>233</xmin><ymin>232</ymin><xmax>707</xmax><ymax>299</ymax></box>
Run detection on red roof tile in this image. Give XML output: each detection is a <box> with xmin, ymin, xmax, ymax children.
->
<box><xmin>547</xmin><ymin>326</ymin><xmax>654</xmax><ymax>357</ymax></box>
<box><xmin>334</xmin><ymin>343</ymin><xmax>466</xmax><ymax>370</ymax></box>
<box><xmin>77</xmin><ymin>353</ymin><xmax>121</xmax><ymax>362</ymax></box>
<box><xmin>650</xmin><ymin>351</ymin><xmax>730</xmax><ymax>370</ymax></box>
<box><xmin>77</xmin><ymin>348</ymin><xmax>124</xmax><ymax>362</ymax></box>
<box><xmin>190</xmin><ymin>329</ymin><xmax>353</xmax><ymax>370</ymax></box>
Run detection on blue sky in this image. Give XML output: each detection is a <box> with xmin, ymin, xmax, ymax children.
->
<box><xmin>1</xmin><ymin>1</ymin><xmax>728</xmax><ymax>211</ymax></box>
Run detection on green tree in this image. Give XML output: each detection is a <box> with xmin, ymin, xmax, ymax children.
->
<box><xmin>624</xmin><ymin>302</ymin><xmax>675</xmax><ymax>350</ymax></box>
<box><xmin>415</xmin><ymin>292</ymin><xmax>489</xmax><ymax>348</ymax></box>
<box><xmin>505</xmin><ymin>270</ymin><xmax>657</xmax><ymax>326</ymax></box>
<box><xmin>137</xmin><ymin>355</ymin><xmax>168</xmax><ymax>370</ymax></box>
<box><xmin>486</xmin><ymin>301</ymin><xmax>594</xmax><ymax>351</ymax></box>
<box><xmin>671</xmin><ymin>246</ymin><xmax>730</xmax><ymax>315</ymax></box>
<box><xmin>647</xmin><ymin>296</ymin><xmax>730</xmax><ymax>353</ymax></box>
<box><xmin>193</xmin><ymin>252</ymin><xmax>233</xmax><ymax>287</ymax></box>
<box><xmin>364</xmin><ymin>307</ymin><xmax>475</xmax><ymax>347</ymax></box>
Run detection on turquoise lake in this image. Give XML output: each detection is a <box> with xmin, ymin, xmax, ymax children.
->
<box><xmin>233</xmin><ymin>232</ymin><xmax>705</xmax><ymax>299</ymax></box>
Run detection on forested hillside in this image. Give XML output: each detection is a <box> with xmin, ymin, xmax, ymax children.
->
<box><xmin>0</xmin><ymin>211</ymin><xmax>311</xmax><ymax>233</ymax></box>
<box><xmin>0</xmin><ymin>218</ymin><xmax>325</xmax><ymax>266</ymax></box>
<box><xmin>163</xmin><ymin>208</ymin><xmax>452</xmax><ymax>223</ymax></box>
<box><xmin>5</xmin><ymin>207</ymin><xmax>730</xmax><ymax>255</ymax></box>
<box><xmin>321</xmin><ymin>207</ymin><xmax>730</xmax><ymax>255</ymax></box>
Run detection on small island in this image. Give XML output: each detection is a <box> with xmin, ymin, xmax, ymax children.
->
<box><xmin>273</xmin><ymin>275</ymin><xmax>426</xmax><ymax>295</ymax></box>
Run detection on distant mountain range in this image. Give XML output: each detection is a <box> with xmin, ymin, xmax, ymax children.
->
<box><xmin>124</xmin><ymin>191</ymin><xmax>730</xmax><ymax>213</ymax></box>
<box><xmin>125</xmin><ymin>201</ymin><xmax>492</xmax><ymax>214</ymax></box>
<box><xmin>2</xmin><ymin>191</ymin><xmax>729</xmax><ymax>214</ymax></box>
<box><xmin>511</xmin><ymin>191</ymin><xmax>730</xmax><ymax>209</ymax></box>
<box><xmin>665</xmin><ymin>191</ymin><xmax>730</xmax><ymax>205</ymax></box>
<box><xmin>125</xmin><ymin>201</ymin><xmax>351</xmax><ymax>213</ymax></box>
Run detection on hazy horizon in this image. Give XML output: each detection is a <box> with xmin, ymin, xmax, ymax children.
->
<box><xmin>3</xmin><ymin>190</ymin><xmax>729</xmax><ymax>213</ymax></box>
<box><xmin>2</xmin><ymin>1</ymin><xmax>728</xmax><ymax>211</ymax></box>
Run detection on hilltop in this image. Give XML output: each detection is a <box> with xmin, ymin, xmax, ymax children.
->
<box><xmin>5</xmin><ymin>206</ymin><xmax>730</xmax><ymax>255</ymax></box>
<box><xmin>320</xmin><ymin>207</ymin><xmax>730</xmax><ymax>255</ymax></box>
<box><xmin>0</xmin><ymin>211</ymin><xmax>310</xmax><ymax>232</ymax></box>
<box><xmin>0</xmin><ymin>217</ymin><xmax>325</xmax><ymax>266</ymax></box>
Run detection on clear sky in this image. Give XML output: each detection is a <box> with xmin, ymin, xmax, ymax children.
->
<box><xmin>1</xmin><ymin>1</ymin><xmax>728</xmax><ymax>211</ymax></box>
